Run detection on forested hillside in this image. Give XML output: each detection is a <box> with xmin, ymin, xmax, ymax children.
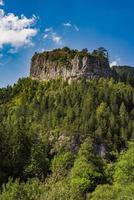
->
<box><xmin>112</xmin><ymin>65</ymin><xmax>134</xmax><ymax>85</ymax></box>
<box><xmin>0</xmin><ymin>77</ymin><xmax>134</xmax><ymax>199</ymax></box>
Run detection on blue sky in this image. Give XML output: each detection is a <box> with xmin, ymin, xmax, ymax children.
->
<box><xmin>0</xmin><ymin>0</ymin><xmax>134</xmax><ymax>87</ymax></box>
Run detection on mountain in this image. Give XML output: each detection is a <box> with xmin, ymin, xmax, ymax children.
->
<box><xmin>30</xmin><ymin>47</ymin><xmax>112</xmax><ymax>82</ymax></box>
<box><xmin>0</xmin><ymin>48</ymin><xmax>134</xmax><ymax>199</ymax></box>
<box><xmin>112</xmin><ymin>65</ymin><xmax>134</xmax><ymax>85</ymax></box>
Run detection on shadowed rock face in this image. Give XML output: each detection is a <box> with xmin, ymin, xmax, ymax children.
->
<box><xmin>30</xmin><ymin>51</ymin><xmax>112</xmax><ymax>82</ymax></box>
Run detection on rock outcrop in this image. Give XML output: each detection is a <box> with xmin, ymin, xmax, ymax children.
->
<box><xmin>30</xmin><ymin>48</ymin><xmax>112</xmax><ymax>82</ymax></box>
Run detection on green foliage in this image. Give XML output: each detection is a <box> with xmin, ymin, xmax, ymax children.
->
<box><xmin>0</xmin><ymin>178</ymin><xmax>45</xmax><ymax>200</ymax></box>
<box><xmin>114</xmin><ymin>142</ymin><xmax>134</xmax><ymax>185</ymax></box>
<box><xmin>24</xmin><ymin>138</ymin><xmax>50</xmax><ymax>179</ymax></box>
<box><xmin>33</xmin><ymin>46</ymin><xmax>111</xmax><ymax>67</ymax></box>
<box><xmin>112</xmin><ymin>65</ymin><xmax>134</xmax><ymax>85</ymax></box>
<box><xmin>92</xmin><ymin>47</ymin><xmax>109</xmax><ymax>67</ymax></box>
<box><xmin>90</xmin><ymin>182</ymin><xmax>134</xmax><ymax>200</ymax></box>
<box><xmin>70</xmin><ymin>138</ymin><xmax>104</xmax><ymax>194</ymax></box>
<box><xmin>0</xmin><ymin>77</ymin><xmax>134</xmax><ymax>199</ymax></box>
<box><xmin>90</xmin><ymin>142</ymin><xmax>134</xmax><ymax>200</ymax></box>
<box><xmin>51</xmin><ymin>151</ymin><xmax>73</xmax><ymax>177</ymax></box>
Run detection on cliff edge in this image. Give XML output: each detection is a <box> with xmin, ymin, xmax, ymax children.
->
<box><xmin>30</xmin><ymin>47</ymin><xmax>112</xmax><ymax>81</ymax></box>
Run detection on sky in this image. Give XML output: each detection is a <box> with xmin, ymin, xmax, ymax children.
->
<box><xmin>0</xmin><ymin>0</ymin><xmax>134</xmax><ymax>87</ymax></box>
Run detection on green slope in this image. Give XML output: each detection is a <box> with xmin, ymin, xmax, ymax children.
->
<box><xmin>0</xmin><ymin>77</ymin><xmax>134</xmax><ymax>199</ymax></box>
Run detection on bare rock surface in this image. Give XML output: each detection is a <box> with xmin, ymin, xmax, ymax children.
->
<box><xmin>30</xmin><ymin>49</ymin><xmax>112</xmax><ymax>81</ymax></box>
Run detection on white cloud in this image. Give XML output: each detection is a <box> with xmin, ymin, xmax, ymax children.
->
<box><xmin>63</xmin><ymin>21</ymin><xmax>79</xmax><ymax>31</ymax></box>
<box><xmin>43</xmin><ymin>27</ymin><xmax>62</xmax><ymax>45</ymax></box>
<box><xmin>110</xmin><ymin>61</ymin><xmax>118</xmax><ymax>67</ymax></box>
<box><xmin>52</xmin><ymin>33</ymin><xmax>62</xmax><ymax>44</ymax></box>
<box><xmin>43</xmin><ymin>34</ymin><xmax>48</xmax><ymax>39</ymax></box>
<box><xmin>63</xmin><ymin>21</ymin><xmax>72</xmax><ymax>27</ymax></box>
<box><xmin>110</xmin><ymin>57</ymin><xmax>120</xmax><ymax>67</ymax></box>
<box><xmin>44</xmin><ymin>27</ymin><xmax>53</xmax><ymax>32</ymax></box>
<box><xmin>0</xmin><ymin>9</ymin><xmax>37</xmax><ymax>49</ymax></box>
<box><xmin>0</xmin><ymin>0</ymin><xmax>4</xmax><ymax>6</ymax></box>
<box><xmin>74</xmin><ymin>25</ymin><xmax>79</xmax><ymax>32</ymax></box>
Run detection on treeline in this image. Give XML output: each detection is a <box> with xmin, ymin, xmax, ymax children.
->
<box><xmin>33</xmin><ymin>46</ymin><xmax>109</xmax><ymax>65</ymax></box>
<box><xmin>0</xmin><ymin>77</ymin><xmax>134</xmax><ymax>199</ymax></box>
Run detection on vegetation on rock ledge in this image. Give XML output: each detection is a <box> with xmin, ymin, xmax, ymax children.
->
<box><xmin>33</xmin><ymin>47</ymin><xmax>109</xmax><ymax>64</ymax></box>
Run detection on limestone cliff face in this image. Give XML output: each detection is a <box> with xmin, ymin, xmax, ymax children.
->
<box><xmin>30</xmin><ymin>50</ymin><xmax>112</xmax><ymax>81</ymax></box>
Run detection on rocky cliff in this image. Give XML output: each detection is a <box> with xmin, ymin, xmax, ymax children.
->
<box><xmin>30</xmin><ymin>48</ymin><xmax>112</xmax><ymax>82</ymax></box>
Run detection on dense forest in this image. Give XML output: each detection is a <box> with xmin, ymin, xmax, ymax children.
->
<box><xmin>0</xmin><ymin>75</ymin><xmax>134</xmax><ymax>199</ymax></box>
<box><xmin>112</xmin><ymin>65</ymin><xmax>134</xmax><ymax>86</ymax></box>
